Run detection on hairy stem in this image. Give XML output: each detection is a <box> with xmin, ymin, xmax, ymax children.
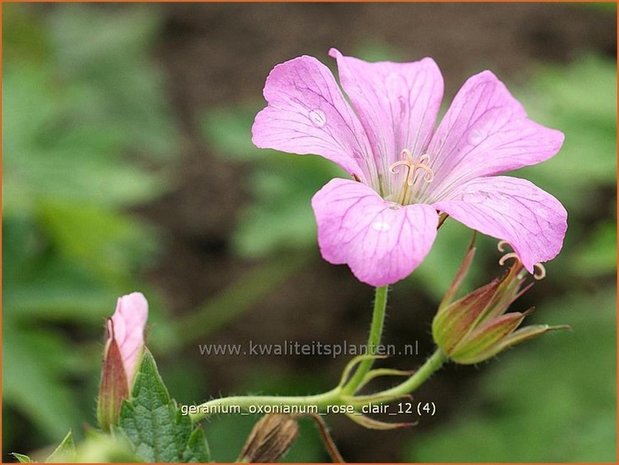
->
<box><xmin>342</xmin><ymin>286</ymin><xmax>389</xmax><ymax>395</ymax></box>
<box><xmin>189</xmin><ymin>388</ymin><xmax>341</xmax><ymax>423</ymax></box>
<box><xmin>366</xmin><ymin>349</ymin><xmax>446</xmax><ymax>401</ymax></box>
<box><xmin>189</xmin><ymin>349</ymin><xmax>447</xmax><ymax>423</ymax></box>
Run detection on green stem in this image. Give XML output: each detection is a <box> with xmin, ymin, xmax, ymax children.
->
<box><xmin>189</xmin><ymin>349</ymin><xmax>447</xmax><ymax>423</ymax></box>
<box><xmin>189</xmin><ymin>388</ymin><xmax>342</xmax><ymax>423</ymax></box>
<box><xmin>366</xmin><ymin>349</ymin><xmax>446</xmax><ymax>401</ymax></box>
<box><xmin>342</xmin><ymin>286</ymin><xmax>389</xmax><ymax>394</ymax></box>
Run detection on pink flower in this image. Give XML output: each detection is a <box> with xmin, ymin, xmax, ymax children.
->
<box><xmin>97</xmin><ymin>292</ymin><xmax>148</xmax><ymax>430</ymax></box>
<box><xmin>252</xmin><ymin>49</ymin><xmax>567</xmax><ymax>286</ymax></box>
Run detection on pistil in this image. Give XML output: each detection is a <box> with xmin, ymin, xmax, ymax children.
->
<box><xmin>389</xmin><ymin>149</ymin><xmax>434</xmax><ymax>205</ymax></box>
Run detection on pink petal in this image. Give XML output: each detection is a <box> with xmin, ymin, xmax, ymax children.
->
<box><xmin>252</xmin><ymin>55</ymin><xmax>373</xmax><ymax>182</ymax></box>
<box><xmin>433</xmin><ymin>176</ymin><xmax>567</xmax><ymax>272</ymax></box>
<box><xmin>329</xmin><ymin>49</ymin><xmax>444</xmax><ymax>169</ymax></box>
<box><xmin>312</xmin><ymin>178</ymin><xmax>439</xmax><ymax>286</ymax></box>
<box><xmin>109</xmin><ymin>292</ymin><xmax>148</xmax><ymax>382</ymax></box>
<box><xmin>427</xmin><ymin>71</ymin><xmax>564</xmax><ymax>200</ymax></box>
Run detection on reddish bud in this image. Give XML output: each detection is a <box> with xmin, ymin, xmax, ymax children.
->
<box><xmin>432</xmin><ymin>246</ymin><xmax>568</xmax><ymax>365</ymax></box>
<box><xmin>97</xmin><ymin>292</ymin><xmax>148</xmax><ymax>430</ymax></box>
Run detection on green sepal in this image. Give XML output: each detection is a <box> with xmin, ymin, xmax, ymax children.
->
<box><xmin>355</xmin><ymin>368</ymin><xmax>414</xmax><ymax>392</ymax></box>
<box><xmin>46</xmin><ymin>430</ymin><xmax>76</xmax><ymax>462</ymax></box>
<box><xmin>11</xmin><ymin>453</ymin><xmax>33</xmax><ymax>463</ymax></box>
<box><xmin>432</xmin><ymin>279</ymin><xmax>499</xmax><ymax>354</ymax></box>
<box><xmin>338</xmin><ymin>353</ymin><xmax>387</xmax><ymax>389</ymax></box>
<box><xmin>346</xmin><ymin>412</ymin><xmax>413</xmax><ymax>430</ymax></box>
<box><xmin>450</xmin><ymin>311</ymin><xmax>530</xmax><ymax>364</ymax></box>
<box><xmin>478</xmin><ymin>263</ymin><xmax>530</xmax><ymax>322</ymax></box>
<box><xmin>118</xmin><ymin>349</ymin><xmax>210</xmax><ymax>462</ymax></box>
<box><xmin>437</xmin><ymin>233</ymin><xmax>477</xmax><ymax>313</ymax></box>
<box><xmin>494</xmin><ymin>324</ymin><xmax>572</xmax><ymax>354</ymax></box>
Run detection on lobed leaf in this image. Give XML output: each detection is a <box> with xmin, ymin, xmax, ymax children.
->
<box><xmin>119</xmin><ymin>350</ymin><xmax>210</xmax><ymax>462</ymax></box>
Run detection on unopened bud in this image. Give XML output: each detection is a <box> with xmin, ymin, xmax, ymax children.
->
<box><xmin>97</xmin><ymin>292</ymin><xmax>148</xmax><ymax>430</ymax></box>
<box><xmin>432</xmin><ymin>243</ymin><xmax>568</xmax><ymax>365</ymax></box>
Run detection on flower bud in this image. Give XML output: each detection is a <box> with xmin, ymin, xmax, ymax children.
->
<box><xmin>97</xmin><ymin>292</ymin><xmax>148</xmax><ymax>431</ymax></box>
<box><xmin>432</xmin><ymin>244</ymin><xmax>568</xmax><ymax>364</ymax></box>
<box><xmin>238</xmin><ymin>414</ymin><xmax>299</xmax><ymax>462</ymax></box>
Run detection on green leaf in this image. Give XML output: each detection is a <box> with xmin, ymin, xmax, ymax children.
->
<box><xmin>46</xmin><ymin>430</ymin><xmax>76</xmax><ymax>462</ymax></box>
<box><xmin>182</xmin><ymin>427</ymin><xmax>211</xmax><ymax>462</ymax></box>
<box><xmin>119</xmin><ymin>350</ymin><xmax>210</xmax><ymax>462</ymax></box>
<box><xmin>11</xmin><ymin>453</ymin><xmax>33</xmax><ymax>463</ymax></box>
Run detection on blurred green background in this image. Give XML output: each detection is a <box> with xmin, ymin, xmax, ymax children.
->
<box><xmin>2</xmin><ymin>3</ymin><xmax>616</xmax><ymax>462</ymax></box>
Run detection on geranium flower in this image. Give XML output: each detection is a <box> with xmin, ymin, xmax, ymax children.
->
<box><xmin>252</xmin><ymin>49</ymin><xmax>567</xmax><ymax>286</ymax></box>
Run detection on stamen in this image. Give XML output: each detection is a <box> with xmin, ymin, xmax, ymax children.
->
<box><xmin>389</xmin><ymin>150</ymin><xmax>435</xmax><ymax>187</ymax></box>
<box><xmin>498</xmin><ymin>252</ymin><xmax>519</xmax><ymax>266</ymax></box>
<box><xmin>389</xmin><ymin>149</ymin><xmax>416</xmax><ymax>186</ymax></box>
<box><xmin>498</xmin><ymin>241</ymin><xmax>546</xmax><ymax>280</ymax></box>
<box><xmin>533</xmin><ymin>263</ymin><xmax>546</xmax><ymax>280</ymax></box>
<box><xmin>416</xmin><ymin>154</ymin><xmax>434</xmax><ymax>182</ymax></box>
<box><xmin>497</xmin><ymin>240</ymin><xmax>510</xmax><ymax>253</ymax></box>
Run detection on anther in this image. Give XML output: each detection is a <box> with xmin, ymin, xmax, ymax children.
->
<box><xmin>389</xmin><ymin>149</ymin><xmax>416</xmax><ymax>185</ymax></box>
<box><xmin>498</xmin><ymin>241</ymin><xmax>546</xmax><ymax>280</ymax></box>
<box><xmin>498</xmin><ymin>252</ymin><xmax>519</xmax><ymax>266</ymax></box>
<box><xmin>533</xmin><ymin>263</ymin><xmax>546</xmax><ymax>280</ymax></box>
<box><xmin>497</xmin><ymin>240</ymin><xmax>510</xmax><ymax>253</ymax></box>
<box><xmin>416</xmin><ymin>154</ymin><xmax>434</xmax><ymax>182</ymax></box>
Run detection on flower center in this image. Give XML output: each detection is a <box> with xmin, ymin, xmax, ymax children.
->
<box><xmin>387</xmin><ymin>149</ymin><xmax>434</xmax><ymax>205</ymax></box>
